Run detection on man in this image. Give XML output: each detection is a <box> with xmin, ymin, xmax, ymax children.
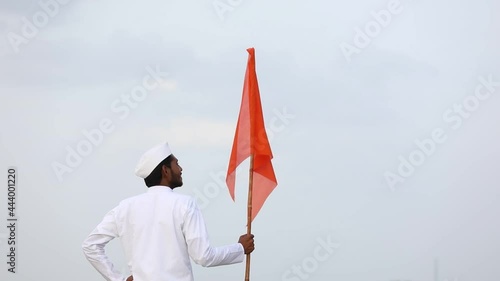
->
<box><xmin>82</xmin><ymin>142</ymin><xmax>255</xmax><ymax>281</ymax></box>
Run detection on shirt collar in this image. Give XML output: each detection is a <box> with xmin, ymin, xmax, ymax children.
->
<box><xmin>148</xmin><ymin>185</ymin><xmax>174</xmax><ymax>192</ymax></box>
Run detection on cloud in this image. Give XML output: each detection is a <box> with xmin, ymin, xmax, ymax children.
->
<box><xmin>96</xmin><ymin>116</ymin><xmax>235</xmax><ymax>154</ymax></box>
<box><xmin>166</xmin><ymin>117</ymin><xmax>234</xmax><ymax>147</ymax></box>
<box><xmin>0</xmin><ymin>30</ymin><xmax>198</xmax><ymax>90</ymax></box>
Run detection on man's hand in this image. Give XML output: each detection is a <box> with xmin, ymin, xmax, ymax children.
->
<box><xmin>126</xmin><ymin>275</ymin><xmax>133</xmax><ymax>281</ymax></box>
<box><xmin>238</xmin><ymin>234</ymin><xmax>255</xmax><ymax>255</ymax></box>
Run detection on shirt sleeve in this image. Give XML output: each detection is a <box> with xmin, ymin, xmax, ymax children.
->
<box><xmin>82</xmin><ymin>208</ymin><xmax>126</xmax><ymax>281</ymax></box>
<box><xmin>182</xmin><ymin>198</ymin><xmax>245</xmax><ymax>267</ymax></box>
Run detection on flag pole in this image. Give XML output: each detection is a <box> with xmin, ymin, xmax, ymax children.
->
<box><xmin>245</xmin><ymin>154</ymin><xmax>254</xmax><ymax>281</ymax></box>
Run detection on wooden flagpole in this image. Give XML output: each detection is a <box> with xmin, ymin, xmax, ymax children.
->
<box><xmin>244</xmin><ymin>154</ymin><xmax>254</xmax><ymax>281</ymax></box>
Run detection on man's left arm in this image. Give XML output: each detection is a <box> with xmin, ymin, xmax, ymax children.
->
<box><xmin>82</xmin><ymin>208</ymin><xmax>126</xmax><ymax>281</ymax></box>
<box><xmin>183</xmin><ymin>198</ymin><xmax>245</xmax><ymax>267</ymax></box>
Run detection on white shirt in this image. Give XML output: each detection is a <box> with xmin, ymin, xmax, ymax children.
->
<box><xmin>82</xmin><ymin>186</ymin><xmax>244</xmax><ymax>281</ymax></box>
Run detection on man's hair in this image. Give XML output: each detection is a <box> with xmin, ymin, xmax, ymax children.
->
<box><xmin>144</xmin><ymin>155</ymin><xmax>173</xmax><ymax>187</ymax></box>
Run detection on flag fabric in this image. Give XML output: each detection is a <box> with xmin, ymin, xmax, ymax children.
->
<box><xmin>226</xmin><ymin>48</ymin><xmax>277</xmax><ymax>222</ymax></box>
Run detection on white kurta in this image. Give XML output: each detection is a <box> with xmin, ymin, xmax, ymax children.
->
<box><xmin>82</xmin><ymin>186</ymin><xmax>244</xmax><ymax>281</ymax></box>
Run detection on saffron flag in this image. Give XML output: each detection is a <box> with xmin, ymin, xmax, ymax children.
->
<box><xmin>226</xmin><ymin>48</ymin><xmax>277</xmax><ymax>222</ymax></box>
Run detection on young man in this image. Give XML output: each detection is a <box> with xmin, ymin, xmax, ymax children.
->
<box><xmin>82</xmin><ymin>142</ymin><xmax>254</xmax><ymax>281</ymax></box>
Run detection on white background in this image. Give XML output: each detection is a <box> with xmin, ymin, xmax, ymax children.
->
<box><xmin>1</xmin><ymin>0</ymin><xmax>499</xmax><ymax>280</ymax></box>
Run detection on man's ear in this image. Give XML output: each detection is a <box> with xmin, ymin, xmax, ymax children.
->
<box><xmin>162</xmin><ymin>165</ymin><xmax>171</xmax><ymax>178</ymax></box>
<box><xmin>161</xmin><ymin>165</ymin><xmax>168</xmax><ymax>175</ymax></box>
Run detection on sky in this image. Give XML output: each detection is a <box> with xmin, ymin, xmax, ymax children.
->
<box><xmin>0</xmin><ymin>0</ymin><xmax>499</xmax><ymax>280</ymax></box>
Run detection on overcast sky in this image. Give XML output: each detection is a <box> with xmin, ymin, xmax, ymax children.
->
<box><xmin>1</xmin><ymin>0</ymin><xmax>500</xmax><ymax>280</ymax></box>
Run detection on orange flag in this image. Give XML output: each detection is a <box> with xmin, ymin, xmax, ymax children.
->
<box><xmin>226</xmin><ymin>48</ymin><xmax>277</xmax><ymax>222</ymax></box>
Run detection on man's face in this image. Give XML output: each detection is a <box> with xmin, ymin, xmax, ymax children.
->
<box><xmin>166</xmin><ymin>155</ymin><xmax>183</xmax><ymax>188</ymax></box>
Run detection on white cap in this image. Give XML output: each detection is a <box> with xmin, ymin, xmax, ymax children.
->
<box><xmin>135</xmin><ymin>142</ymin><xmax>172</xmax><ymax>178</ymax></box>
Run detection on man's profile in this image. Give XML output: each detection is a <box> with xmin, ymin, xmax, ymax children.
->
<box><xmin>82</xmin><ymin>142</ymin><xmax>255</xmax><ymax>281</ymax></box>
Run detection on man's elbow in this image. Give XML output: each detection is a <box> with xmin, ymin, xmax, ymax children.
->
<box><xmin>193</xmin><ymin>257</ymin><xmax>214</xmax><ymax>267</ymax></box>
<box><xmin>192</xmin><ymin>248</ymin><xmax>217</xmax><ymax>267</ymax></box>
<box><xmin>82</xmin><ymin>241</ymin><xmax>90</xmax><ymax>256</ymax></box>
<box><xmin>81</xmin><ymin>239</ymin><xmax>97</xmax><ymax>260</ymax></box>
